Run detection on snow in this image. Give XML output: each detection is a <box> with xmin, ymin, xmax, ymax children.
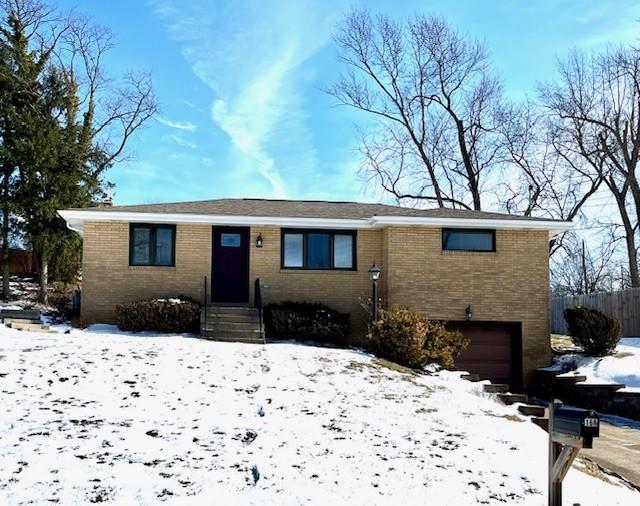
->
<box><xmin>0</xmin><ymin>325</ymin><xmax>638</xmax><ymax>505</ymax></box>
<box><xmin>554</xmin><ymin>338</ymin><xmax>640</xmax><ymax>392</ymax></box>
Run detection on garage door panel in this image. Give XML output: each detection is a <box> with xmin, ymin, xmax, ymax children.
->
<box><xmin>448</xmin><ymin>322</ymin><xmax>519</xmax><ymax>387</ymax></box>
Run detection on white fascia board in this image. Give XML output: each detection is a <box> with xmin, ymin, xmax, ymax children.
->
<box><xmin>370</xmin><ymin>216</ymin><xmax>574</xmax><ymax>238</ymax></box>
<box><xmin>57</xmin><ymin>210</ymin><xmax>370</xmax><ymax>235</ymax></box>
<box><xmin>58</xmin><ymin>209</ymin><xmax>574</xmax><ymax>239</ymax></box>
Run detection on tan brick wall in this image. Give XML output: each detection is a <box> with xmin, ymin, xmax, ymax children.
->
<box><xmin>81</xmin><ymin>221</ymin><xmax>550</xmax><ymax>384</ymax></box>
<box><xmin>249</xmin><ymin>227</ymin><xmax>384</xmax><ymax>343</ymax></box>
<box><xmin>81</xmin><ymin>221</ymin><xmax>211</xmax><ymax>324</ymax></box>
<box><xmin>383</xmin><ymin>227</ymin><xmax>551</xmax><ymax>385</ymax></box>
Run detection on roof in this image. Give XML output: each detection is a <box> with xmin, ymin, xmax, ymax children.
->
<box><xmin>65</xmin><ymin>198</ymin><xmax>566</xmax><ymax>222</ymax></box>
<box><xmin>58</xmin><ymin>198</ymin><xmax>573</xmax><ymax>237</ymax></box>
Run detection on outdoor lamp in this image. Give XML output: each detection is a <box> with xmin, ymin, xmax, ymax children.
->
<box><xmin>465</xmin><ymin>304</ymin><xmax>473</xmax><ymax>321</ymax></box>
<box><xmin>256</xmin><ymin>233</ymin><xmax>263</xmax><ymax>248</ymax></box>
<box><xmin>368</xmin><ymin>262</ymin><xmax>381</xmax><ymax>282</ymax></box>
<box><xmin>369</xmin><ymin>261</ymin><xmax>381</xmax><ymax>322</ymax></box>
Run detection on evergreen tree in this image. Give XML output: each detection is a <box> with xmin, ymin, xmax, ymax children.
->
<box><xmin>0</xmin><ymin>1</ymin><xmax>156</xmax><ymax>302</ymax></box>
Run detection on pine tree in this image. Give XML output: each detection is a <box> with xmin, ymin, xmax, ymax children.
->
<box><xmin>0</xmin><ymin>2</ymin><xmax>156</xmax><ymax>303</ymax></box>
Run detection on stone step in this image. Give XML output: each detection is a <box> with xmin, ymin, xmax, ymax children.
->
<box><xmin>7</xmin><ymin>322</ymin><xmax>57</xmax><ymax>333</ymax></box>
<box><xmin>205</xmin><ymin>306</ymin><xmax>258</xmax><ymax>316</ymax></box>
<box><xmin>461</xmin><ymin>373</ymin><xmax>481</xmax><ymax>382</ymax></box>
<box><xmin>204</xmin><ymin>321</ymin><xmax>261</xmax><ymax>332</ymax></box>
<box><xmin>573</xmin><ymin>383</ymin><xmax>626</xmax><ymax>392</ymax></box>
<box><xmin>518</xmin><ymin>404</ymin><xmax>546</xmax><ymax>417</ymax></box>
<box><xmin>201</xmin><ymin>332</ymin><xmax>265</xmax><ymax>344</ymax></box>
<box><xmin>3</xmin><ymin>318</ymin><xmax>43</xmax><ymax>325</ymax></box>
<box><xmin>553</xmin><ymin>374</ymin><xmax>588</xmax><ymax>385</ymax></box>
<box><xmin>497</xmin><ymin>393</ymin><xmax>528</xmax><ymax>405</ymax></box>
<box><xmin>0</xmin><ymin>308</ymin><xmax>41</xmax><ymax>320</ymax></box>
<box><xmin>531</xmin><ymin>417</ymin><xmax>549</xmax><ymax>432</ymax></box>
<box><xmin>204</xmin><ymin>313</ymin><xmax>261</xmax><ymax>324</ymax></box>
<box><xmin>483</xmin><ymin>383</ymin><xmax>509</xmax><ymax>394</ymax></box>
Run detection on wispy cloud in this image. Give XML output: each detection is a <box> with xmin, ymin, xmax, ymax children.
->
<box><xmin>163</xmin><ymin>134</ymin><xmax>198</xmax><ymax>149</ymax></box>
<box><xmin>150</xmin><ymin>0</ymin><xmax>338</xmax><ymax>198</ymax></box>
<box><xmin>157</xmin><ymin>116</ymin><xmax>198</xmax><ymax>132</ymax></box>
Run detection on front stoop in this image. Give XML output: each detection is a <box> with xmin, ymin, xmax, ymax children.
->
<box><xmin>201</xmin><ymin>306</ymin><xmax>265</xmax><ymax>344</ymax></box>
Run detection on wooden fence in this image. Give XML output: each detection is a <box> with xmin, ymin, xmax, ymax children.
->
<box><xmin>550</xmin><ymin>288</ymin><xmax>640</xmax><ymax>337</ymax></box>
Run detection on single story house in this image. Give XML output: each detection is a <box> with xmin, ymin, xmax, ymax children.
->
<box><xmin>58</xmin><ymin>198</ymin><xmax>571</xmax><ymax>388</ymax></box>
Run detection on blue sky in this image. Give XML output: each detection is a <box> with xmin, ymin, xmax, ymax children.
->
<box><xmin>57</xmin><ymin>0</ymin><xmax>640</xmax><ymax>205</ymax></box>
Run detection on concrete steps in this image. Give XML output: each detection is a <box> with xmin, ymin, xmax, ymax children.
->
<box><xmin>497</xmin><ymin>393</ymin><xmax>528</xmax><ymax>405</ymax></box>
<box><xmin>2</xmin><ymin>312</ymin><xmax>57</xmax><ymax>333</ymax></box>
<box><xmin>483</xmin><ymin>383</ymin><xmax>509</xmax><ymax>394</ymax></box>
<box><xmin>470</xmin><ymin>378</ymin><xmax>548</xmax><ymax>430</ymax></box>
<box><xmin>201</xmin><ymin>306</ymin><xmax>265</xmax><ymax>344</ymax></box>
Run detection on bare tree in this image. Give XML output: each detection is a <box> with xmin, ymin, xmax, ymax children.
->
<box><xmin>330</xmin><ymin>9</ymin><xmax>504</xmax><ymax>210</ymax></box>
<box><xmin>498</xmin><ymin>100</ymin><xmax>603</xmax><ymax>253</ymax></box>
<box><xmin>551</xmin><ymin>230</ymin><xmax>622</xmax><ymax>296</ymax></box>
<box><xmin>542</xmin><ymin>47</ymin><xmax>640</xmax><ymax>286</ymax></box>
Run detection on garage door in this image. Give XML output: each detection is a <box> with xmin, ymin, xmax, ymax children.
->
<box><xmin>447</xmin><ymin>322</ymin><xmax>521</xmax><ymax>387</ymax></box>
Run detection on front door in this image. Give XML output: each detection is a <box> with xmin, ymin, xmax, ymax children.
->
<box><xmin>212</xmin><ymin>227</ymin><xmax>250</xmax><ymax>304</ymax></box>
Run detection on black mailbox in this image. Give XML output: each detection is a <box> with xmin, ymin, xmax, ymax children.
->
<box><xmin>553</xmin><ymin>406</ymin><xmax>600</xmax><ymax>438</ymax></box>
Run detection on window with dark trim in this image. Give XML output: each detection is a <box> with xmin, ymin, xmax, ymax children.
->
<box><xmin>129</xmin><ymin>224</ymin><xmax>176</xmax><ymax>266</ymax></box>
<box><xmin>442</xmin><ymin>228</ymin><xmax>495</xmax><ymax>252</ymax></box>
<box><xmin>281</xmin><ymin>229</ymin><xmax>357</xmax><ymax>270</ymax></box>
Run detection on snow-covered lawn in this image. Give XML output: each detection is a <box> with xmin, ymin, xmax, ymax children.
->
<box><xmin>555</xmin><ymin>338</ymin><xmax>640</xmax><ymax>392</ymax></box>
<box><xmin>1</xmin><ymin>325</ymin><xmax>638</xmax><ymax>505</ymax></box>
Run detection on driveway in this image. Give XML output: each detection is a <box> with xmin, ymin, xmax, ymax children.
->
<box><xmin>583</xmin><ymin>418</ymin><xmax>640</xmax><ymax>488</ymax></box>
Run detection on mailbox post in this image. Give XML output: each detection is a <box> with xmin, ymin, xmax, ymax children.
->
<box><xmin>548</xmin><ymin>400</ymin><xmax>600</xmax><ymax>506</ymax></box>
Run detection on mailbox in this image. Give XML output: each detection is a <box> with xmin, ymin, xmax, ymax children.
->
<box><xmin>553</xmin><ymin>406</ymin><xmax>599</xmax><ymax>439</ymax></box>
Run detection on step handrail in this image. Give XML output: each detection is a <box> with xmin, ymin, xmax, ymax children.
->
<box><xmin>203</xmin><ymin>276</ymin><xmax>208</xmax><ymax>331</ymax></box>
<box><xmin>254</xmin><ymin>278</ymin><xmax>262</xmax><ymax>332</ymax></box>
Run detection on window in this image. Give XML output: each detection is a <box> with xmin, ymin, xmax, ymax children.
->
<box><xmin>282</xmin><ymin>230</ymin><xmax>356</xmax><ymax>270</ymax></box>
<box><xmin>221</xmin><ymin>233</ymin><xmax>241</xmax><ymax>247</ymax></box>
<box><xmin>442</xmin><ymin>229</ymin><xmax>495</xmax><ymax>252</ymax></box>
<box><xmin>129</xmin><ymin>224</ymin><xmax>176</xmax><ymax>266</ymax></box>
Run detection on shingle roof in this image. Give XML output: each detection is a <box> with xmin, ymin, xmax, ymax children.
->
<box><xmin>77</xmin><ymin>198</ymin><xmax>565</xmax><ymax>223</ymax></box>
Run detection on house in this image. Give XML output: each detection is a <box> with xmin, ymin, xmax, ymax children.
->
<box><xmin>58</xmin><ymin>198</ymin><xmax>572</xmax><ymax>388</ymax></box>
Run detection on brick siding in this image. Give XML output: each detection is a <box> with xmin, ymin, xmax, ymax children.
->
<box><xmin>81</xmin><ymin>221</ymin><xmax>550</xmax><ymax>385</ymax></box>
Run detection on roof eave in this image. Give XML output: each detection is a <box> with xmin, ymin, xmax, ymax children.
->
<box><xmin>57</xmin><ymin>209</ymin><xmax>574</xmax><ymax>239</ymax></box>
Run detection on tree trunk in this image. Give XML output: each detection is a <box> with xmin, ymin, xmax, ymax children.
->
<box><xmin>1</xmin><ymin>173</ymin><xmax>10</xmax><ymax>300</ymax></box>
<box><xmin>38</xmin><ymin>251</ymin><xmax>48</xmax><ymax>304</ymax></box>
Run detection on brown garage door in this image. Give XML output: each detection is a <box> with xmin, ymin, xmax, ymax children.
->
<box><xmin>448</xmin><ymin>322</ymin><xmax>521</xmax><ymax>388</ymax></box>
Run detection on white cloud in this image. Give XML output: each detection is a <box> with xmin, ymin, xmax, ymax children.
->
<box><xmin>150</xmin><ymin>0</ymin><xmax>338</xmax><ymax>198</ymax></box>
<box><xmin>163</xmin><ymin>134</ymin><xmax>197</xmax><ymax>149</ymax></box>
<box><xmin>157</xmin><ymin>116</ymin><xmax>198</xmax><ymax>132</ymax></box>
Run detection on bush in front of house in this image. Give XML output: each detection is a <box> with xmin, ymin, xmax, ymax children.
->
<box><xmin>116</xmin><ymin>296</ymin><xmax>201</xmax><ymax>333</ymax></box>
<box><xmin>367</xmin><ymin>306</ymin><xmax>468</xmax><ymax>369</ymax></box>
<box><xmin>263</xmin><ymin>301</ymin><xmax>350</xmax><ymax>344</ymax></box>
<box><xmin>563</xmin><ymin>306</ymin><xmax>621</xmax><ymax>356</ymax></box>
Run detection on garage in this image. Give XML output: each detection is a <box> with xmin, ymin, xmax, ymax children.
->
<box><xmin>447</xmin><ymin>322</ymin><xmax>522</xmax><ymax>389</ymax></box>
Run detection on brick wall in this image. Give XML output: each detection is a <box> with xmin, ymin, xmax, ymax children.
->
<box><xmin>81</xmin><ymin>221</ymin><xmax>550</xmax><ymax>384</ymax></box>
<box><xmin>248</xmin><ymin>227</ymin><xmax>384</xmax><ymax>343</ymax></box>
<box><xmin>384</xmin><ymin>227</ymin><xmax>551</xmax><ymax>385</ymax></box>
<box><xmin>81</xmin><ymin>221</ymin><xmax>211</xmax><ymax>324</ymax></box>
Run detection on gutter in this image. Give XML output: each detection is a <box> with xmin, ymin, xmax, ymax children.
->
<box><xmin>57</xmin><ymin>209</ymin><xmax>574</xmax><ymax>239</ymax></box>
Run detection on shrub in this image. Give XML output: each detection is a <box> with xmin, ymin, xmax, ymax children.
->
<box><xmin>367</xmin><ymin>306</ymin><xmax>468</xmax><ymax>369</ymax></box>
<box><xmin>563</xmin><ymin>306</ymin><xmax>621</xmax><ymax>356</ymax></box>
<box><xmin>116</xmin><ymin>297</ymin><xmax>201</xmax><ymax>333</ymax></box>
<box><xmin>264</xmin><ymin>301</ymin><xmax>350</xmax><ymax>344</ymax></box>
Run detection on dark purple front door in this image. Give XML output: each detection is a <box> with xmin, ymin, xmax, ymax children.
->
<box><xmin>212</xmin><ymin>227</ymin><xmax>249</xmax><ymax>304</ymax></box>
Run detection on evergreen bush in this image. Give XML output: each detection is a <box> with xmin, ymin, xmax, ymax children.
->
<box><xmin>563</xmin><ymin>306</ymin><xmax>621</xmax><ymax>356</ymax></box>
<box><xmin>367</xmin><ymin>306</ymin><xmax>468</xmax><ymax>369</ymax></box>
<box><xmin>116</xmin><ymin>297</ymin><xmax>200</xmax><ymax>333</ymax></box>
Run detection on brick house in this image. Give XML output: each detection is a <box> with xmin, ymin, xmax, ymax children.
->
<box><xmin>59</xmin><ymin>198</ymin><xmax>571</xmax><ymax>388</ymax></box>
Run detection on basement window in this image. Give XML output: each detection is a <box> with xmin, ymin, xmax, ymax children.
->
<box><xmin>281</xmin><ymin>229</ymin><xmax>356</xmax><ymax>270</ymax></box>
<box><xmin>129</xmin><ymin>224</ymin><xmax>176</xmax><ymax>266</ymax></box>
<box><xmin>442</xmin><ymin>229</ymin><xmax>495</xmax><ymax>252</ymax></box>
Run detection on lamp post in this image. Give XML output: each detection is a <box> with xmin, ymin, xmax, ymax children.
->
<box><xmin>368</xmin><ymin>261</ymin><xmax>381</xmax><ymax>322</ymax></box>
